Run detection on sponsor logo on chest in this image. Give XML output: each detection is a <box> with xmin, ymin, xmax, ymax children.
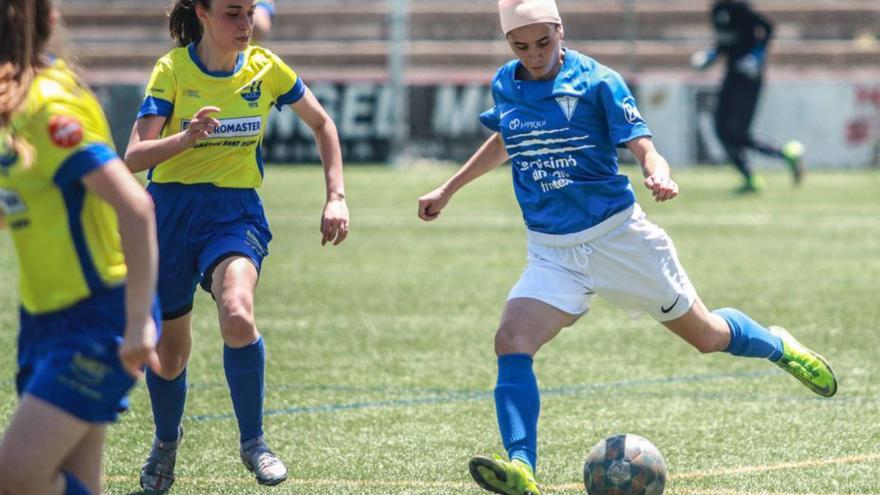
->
<box><xmin>181</xmin><ymin>116</ymin><xmax>263</xmax><ymax>139</ymax></box>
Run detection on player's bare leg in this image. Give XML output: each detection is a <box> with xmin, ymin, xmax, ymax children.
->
<box><xmin>213</xmin><ymin>256</ymin><xmax>288</xmax><ymax>486</ymax></box>
<box><xmin>0</xmin><ymin>396</ymin><xmax>94</xmax><ymax>495</ymax></box>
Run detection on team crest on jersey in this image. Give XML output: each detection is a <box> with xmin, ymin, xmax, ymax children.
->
<box><xmin>48</xmin><ymin>115</ymin><xmax>83</xmax><ymax>148</ymax></box>
<box><xmin>241</xmin><ymin>80</ymin><xmax>263</xmax><ymax>102</ymax></box>
<box><xmin>556</xmin><ymin>96</ymin><xmax>579</xmax><ymax>121</ymax></box>
<box><xmin>622</xmin><ymin>96</ymin><xmax>643</xmax><ymax>124</ymax></box>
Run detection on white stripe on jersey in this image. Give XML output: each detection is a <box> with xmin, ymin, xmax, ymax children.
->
<box><xmin>509</xmin><ymin>144</ymin><xmax>596</xmax><ymax>159</ymax></box>
<box><xmin>506</xmin><ymin>134</ymin><xmax>591</xmax><ymax>150</ymax></box>
<box><xmin>506</xmin><ymin>127</ymin><xmax>569</xmax><ymax>141</ymax></box>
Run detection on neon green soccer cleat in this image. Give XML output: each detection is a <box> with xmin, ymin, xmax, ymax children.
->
<box><xmin>770</xmin><ymin>325</ymin><xmax>837</xmax><ymax>397</ymax></box>
<box><xmin>781</xmin><ymin>140</ymin><xmax>806</xmax><ymax>185</ymax></box>
<box><xmin>734</xmin><ymin>174</ymin><xmax>766</xmax><ymax>194</ymax></box>
<box><xmin>468</xmin><ymin>455</ymin><xmax>541</xmax><ymax>495</ymax></box>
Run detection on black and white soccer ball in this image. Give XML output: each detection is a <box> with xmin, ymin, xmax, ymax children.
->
<box><xmin>583</xmin><ymin>434</ymin><xmax>667</xmax><ymax>495</ymax></box>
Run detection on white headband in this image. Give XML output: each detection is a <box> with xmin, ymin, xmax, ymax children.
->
<box><xmin>498</xmin><ymin>0</ymin><xmax>561</xmax><ymax>34</ymax></box>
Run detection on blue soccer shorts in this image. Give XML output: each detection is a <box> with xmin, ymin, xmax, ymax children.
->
<box><xmin>147</xmin><ymin>182</ymin><xmax>272</xmax><ymax>320</ymax></box>
<box><xmin>16</xmin><ymin>286</ymin><xmax>162</xmax><ymax>423</ymax></box>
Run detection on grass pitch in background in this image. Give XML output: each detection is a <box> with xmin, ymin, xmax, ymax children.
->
<box><xmin>1</xmin><ymin>166</ymin><xmax>879</xmax><ymax>494</ymax></box>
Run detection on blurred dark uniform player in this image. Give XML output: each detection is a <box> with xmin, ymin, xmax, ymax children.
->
<box><xmin>693</xmin><ymin>0</ymin><xmax>805</xmax><ymax>192</ymax></box>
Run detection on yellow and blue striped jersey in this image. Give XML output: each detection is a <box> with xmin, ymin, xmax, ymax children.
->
<box><xmin>138</xmin><ymin>43</ymin><xmax>304</xmax><ymax>188</ymax></box>
<box><xmin>0</xmin><ymin>60</ymin><xmax>126</xmax><ymax>314</ymax></box>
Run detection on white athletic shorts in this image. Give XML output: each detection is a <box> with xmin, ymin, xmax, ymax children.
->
<box><xmin>508</xmin><ymin>204</ymin><xmax>697</xmax><ymax>322</ymax></box>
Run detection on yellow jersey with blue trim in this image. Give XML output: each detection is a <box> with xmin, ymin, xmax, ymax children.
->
<box><xmin>0</xmin><ymin>60</ymin><xmax>126</xmax><ymax>314</ymax></box>
<box><xmin>138</xmin><ymin>43</ymin><xmax>305</xmax><ymax>188</ymax></box>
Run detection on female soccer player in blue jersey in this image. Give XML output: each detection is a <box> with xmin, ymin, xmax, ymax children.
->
<box><xmin>418</xmin><ymin>1</ymin><xmax>837</xmax><ymax>494</ymax></box>
<box><xmin>124</xmin><ymin>0</ymin><xmax>348</xmax><ymax>491</ymax></box>
<box><xmin>0</xmin><ymin>1</ymin><xmax>161</xmax><ymax>494</ymax></box>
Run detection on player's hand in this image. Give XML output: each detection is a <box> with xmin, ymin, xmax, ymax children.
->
<box><xmin>321</xmin><ymin>197</ymin><xmax>349</xmax><ymax>246</ymax></box>
<box><xmin>418</xmin><ymin>187</ymin><xmax>451</xmax><ymax>221</ymax></box>
<box><xmin>644</xmin><ymin>173</ymin><xmax>679</xmax><ymax>202</ymax></box>
<box><xmin>119</xmin><ymin>318</ymin><xmax>160</xmax><ymax>380</ymax></box>
<box><xmin>182</xmin><ymin>106</ymin><xmax>221</xmax><ymax>147</ymax></box>
<box><xmin>690</xmin><ymin>50</ymin><xmax>716</xmax><ymax>71</ymax></box>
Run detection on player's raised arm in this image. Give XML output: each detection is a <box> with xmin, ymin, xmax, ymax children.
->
<box><xmin>418</xmin><ymin>132</ymin><xmax>508</xmax><ymax>221</ymax></box>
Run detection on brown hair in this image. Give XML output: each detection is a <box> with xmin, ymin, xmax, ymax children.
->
<box><xmin>169</xmin><ymin>0</ymin><xmax>211</xmax><ymax>47</ymax></box>
<box><xmin>1</xmin><ymin>0</ymin><xmax>52</xmax><ymax>165</ymax></box>
<box><xmin>1</xmin><ymin>0</ymin><xmax>51</xmax><ymax>125</ymax></box>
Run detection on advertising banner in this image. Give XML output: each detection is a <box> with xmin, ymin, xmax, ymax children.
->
<box><xmin>94</xmin><ymin>80</ymin><xmax>879</xmax><ymax>168</ymax></box>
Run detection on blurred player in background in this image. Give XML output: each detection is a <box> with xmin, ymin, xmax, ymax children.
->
<box><xmin>253</xmin><ymin>0</ymin><xmax>275</xmax><ymax>41</ymax></box>
<box><xmin>0</xmin><ymin>1</ymin><xmax>161</xmax><ymax>494</ymax></box>
<box><xmin>124</xmin><ymin>0</ymin><xmax>348</xmax><ymax>492</ymax></box>
<box><xmin>419</xmin><ymin>1</ymin><xmax>837</xmax><ymax>494</ymax></box>
<box><xmin>692</xmin><ymin>0</ymin><xmax>805</xmax><ymax>193</ymax></box>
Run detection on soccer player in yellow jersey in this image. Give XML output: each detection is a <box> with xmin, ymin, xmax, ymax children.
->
<box><xmin>0</xmin><ymin>1</ymin><xmax>161</xmax><ymax>494</ymax></box>
<box><xmin>124</xmin><ymin>0</ymin><xmax>349</xmax><ymax>491</ymax></box>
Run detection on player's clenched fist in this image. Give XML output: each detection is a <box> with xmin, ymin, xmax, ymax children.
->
<box><xmin>643</xmin><ymin>173</ymin><xmax>679</xmax><ymax>202</ymax></box>
<box><xmin>418</xmin><ymin>187</ymin><xmax>452</xmax><ymax>221</ymax></box>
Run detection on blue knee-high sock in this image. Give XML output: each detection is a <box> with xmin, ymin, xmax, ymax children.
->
<box><xmin>146</xmin><ymin>367</ymin><xmax>187</xmax><ymax>443</ymax></box>
<box><xmin>494</xmin><ymin>353</ymin><xmax>540</xmax><ymax>473</ymax></box>
<box><xmin>224</xmin><ymin>337</ymin><xmax>265</xmax><ymax>442</ymax></box>
<box><xmin>63</xmin><ymin>471</ymin><xmax>94</xmax><ymax>495</ymax></box>
<box><xmin>714</xmin><ymin>308</ymin><xmax>783</xmax><ymax>361</ymax></box>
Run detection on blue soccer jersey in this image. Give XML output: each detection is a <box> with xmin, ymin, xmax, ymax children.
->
<box><xmin>480</xmin><ymin>49</ymin><xmax>651</xmax><ymax>236</ymax></box>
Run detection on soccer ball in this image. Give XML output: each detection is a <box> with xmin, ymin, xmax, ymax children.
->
<box><xmin>583</xmin><ymin>434</ymin><xmax>667</xmax><ymax>495</ymax></box>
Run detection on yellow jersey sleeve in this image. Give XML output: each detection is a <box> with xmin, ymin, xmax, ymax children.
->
<box><xmin>28</xmin><ymin>99</ymin><xmax>118</xmax><ymax>186</ymax></box>
<box><xmin>267</xmin><ymin>51</ymin><xmax>305</xmax><ymax>109</ymax></box>
<box><xmin>139</xmin><ymin>56</ymin><xmax>177</xmax><ymax>119</ymax></box>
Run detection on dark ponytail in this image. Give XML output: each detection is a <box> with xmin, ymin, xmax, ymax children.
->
<box><xmin>169</xmin><ymin>0</ymin><xmax>210</xmax><ymax>47</ymax></box>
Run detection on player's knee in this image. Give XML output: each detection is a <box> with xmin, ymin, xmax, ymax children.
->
<box><xmin>220</xmin><ymin>304</ymin><xmax>257</xmax><ymax>347</ymax></box>
<box><xmin>155</xmin><ymin>340</ymin><xmax>189</xmax><ymax>380</ymax></box>
<box><xmin>155</xmin><ymin>354</ymin><xmax>187</xmax><ymax>380</ymax></box>
<box><xmin>494</xmin><ymin>323</ymin><xmax>534</xmax><ymax>355</ymax></box>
